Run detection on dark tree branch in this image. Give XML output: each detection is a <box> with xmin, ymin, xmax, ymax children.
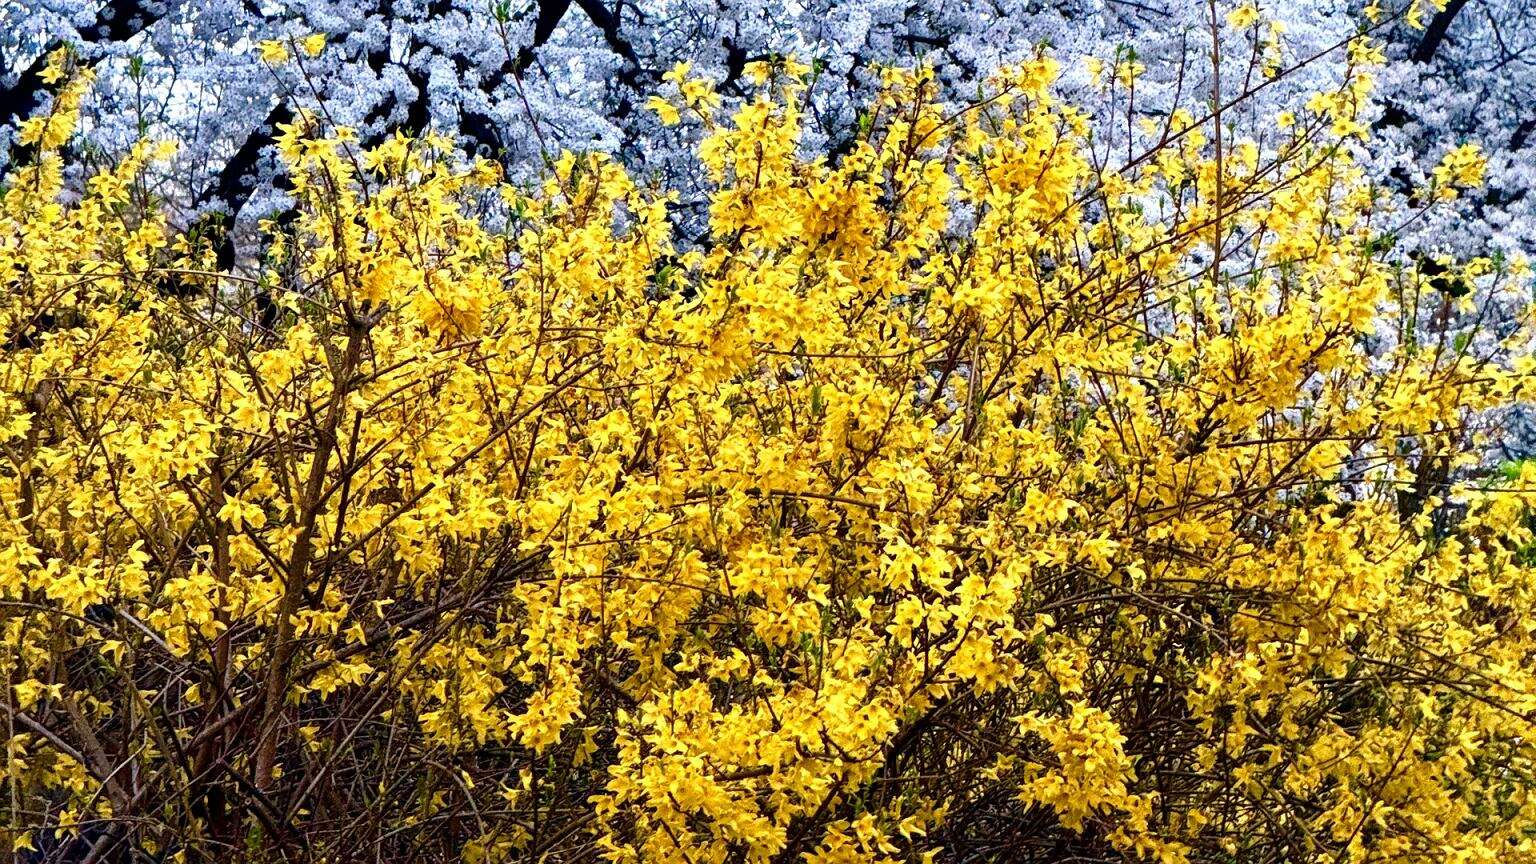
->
<box><xmin>1511</xmin><ymin>117</ymin><xmax>1535</xmax><ymax>151</ymax></box>
<box><xmin>573</xmin><ymin>0</ymin><xmax>640</xmax><ymax>70</ymax></box>
<box><xmin>1411</xmin><ymin>0</ymin><xmax>1471</xmax><ymax>65</ymax></box>
<box><xmin>180</xmin><ymin>101</ymin><xmax>295</xmax><ymax>293</ymax></box>
<box><xmin>200</xmin><ymin>103</ymin><xmax>296</xmax><ymax>219</ymax></box>
<box><xmin>515</xmin><ymin>0</ymin><xmax>575</xmax><ymax>75</ymax></box>
<box><xmin>1</xmin><ymin>0</ymin><xmax>166</xmax><ymax>131</ymax></box>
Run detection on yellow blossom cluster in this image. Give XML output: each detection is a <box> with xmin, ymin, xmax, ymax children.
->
<box><xmin>2</xmin><ymin>43</ymin><xmax>1536</xmax><ymax>864</ymax></box>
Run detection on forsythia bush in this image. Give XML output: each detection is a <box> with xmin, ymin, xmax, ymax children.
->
<box><xmin>4</xmin><ymin>45</ymin><xmax>1536</xmax><ymax>864</ymax></box>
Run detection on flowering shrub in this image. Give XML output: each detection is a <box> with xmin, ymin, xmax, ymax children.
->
<box><xmin>3</xmin><ymin>44</ymin><xmax>1536</xmax><ymax>864</ymax></box>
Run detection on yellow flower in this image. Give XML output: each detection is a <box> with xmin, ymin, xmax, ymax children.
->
<box><xmin>645</xmin><ymin>94</ymin><xmax>680</xmax><ymax>125</ymax></box>
<box><xmin>3</xmin><ymin>48</ymin><xmax>1534</xmax><ymax>864</ymax></box>
<box><xmin>1226</xmin><ymin>2</ymin><xmax>1261</xmax><ymax>29</ymax></box>
<box><xmin>1433</xmin><ymin>142</ymin><xmax>1487</xmax><ymax>193</ymax></box>
<box><xmin>1085</xmin><ymin>56</ymin><xmax>1105</xmax><ymax>86</ymax></box>
<box><xmin>258</xmin><ymin>39</ymin><xmax>290</xmax><ymax>64</ymax></box>
<box><xmin>663</xmin><ymin>60</ymin><xmax>692</xmax><ymax>85</ymax></box>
